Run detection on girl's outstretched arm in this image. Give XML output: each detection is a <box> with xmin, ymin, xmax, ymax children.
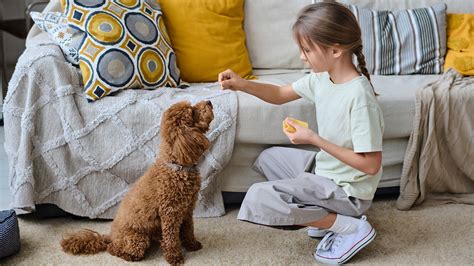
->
<box><xmin>218</xmin><ymin>69</ymin><xmax>301</xmax><ymax>105</ymax></box>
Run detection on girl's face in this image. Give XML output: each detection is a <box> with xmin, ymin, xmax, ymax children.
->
<box><xmin>298</xmin><ymin>39</ymin><xmax>333</xmax><ymax>73</ymax></box>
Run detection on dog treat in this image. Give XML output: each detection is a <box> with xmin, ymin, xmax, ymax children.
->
<box><xmin>283</xmin><ymin>117</ymin><xmax>308</xmax><ymax>133</ymax></box>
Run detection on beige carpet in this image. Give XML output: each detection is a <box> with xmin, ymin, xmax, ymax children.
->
<box><xmin>1</xmin><ymin>198</ymin><xmax>473</xmax><ymax>265</ymax></box>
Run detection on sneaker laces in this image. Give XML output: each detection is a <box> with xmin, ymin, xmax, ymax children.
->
<box><xmin>316</xmin><ymin>216</ymin><xmax>368</xmax><ymax>253</ymax></box>
<box><xmin>316</xmin><ymin>232</ymin><xmax>343</xmax><ymax>252</ymax></box>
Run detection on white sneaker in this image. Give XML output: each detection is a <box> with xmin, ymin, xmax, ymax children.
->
<box><xmin>307</xmin><ymin>227</ymin><xmax>329</xmax><ymax>238</ymax></box>
<box><xmin>314</xmin><ymin>215</ymin><xmax>376</xmax><ymax>264</ymax></box>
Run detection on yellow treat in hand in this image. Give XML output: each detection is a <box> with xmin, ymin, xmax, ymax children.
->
<box><xmin>283</xmin><ymin>117</ymin><xmax>308</xmax><ymax>133</ymax></box>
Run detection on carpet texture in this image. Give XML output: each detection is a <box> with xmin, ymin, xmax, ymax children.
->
<box><xmin>1</xmin><ymin>199</ymin><xmax>473</xmax><ymax>265</ymax></box>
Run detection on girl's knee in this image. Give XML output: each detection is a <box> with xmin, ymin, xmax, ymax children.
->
<box><xmin>243</xmin><ymin>183</ymin><xmax>278</xmax><ymax>213</ymax></box>
<box><xmin>245</xmin><ymin>182</ymin><xmax>275</xmax><ymax>203</ymax></box>
<box><xmin>257</xmin><ymin>147</ymin><xmax>281</xmax><ymax>161</ymax></box>
<box><xmin>347</xmin><ymin>199</ymin><xmax>372</xmax><ymax>217</ymax></box>
<box><xmin>254</xmin><ymin>147</ymin><xmax>285</xmax><ymax>170</ymax></box>
<box><xmin>247</xmin><ymin>182</ymin><xmax>267</xmax><ymax>195</ymax></box>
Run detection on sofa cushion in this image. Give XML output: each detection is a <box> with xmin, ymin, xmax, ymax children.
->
<box><xmin>220</xmin><ymin>138</ymin><xmax>409</xmax><ymax>192</ymax></box>
<box><xmin>26</xmin><ymin>0</ymin><xmax>63</xmax><ymax>48</ymax></box>
<box><xmin>235</xmin><ymin>71</ymin><xmax>441</xmax><ymax>144</ymax></box>
<box><xmin>244</xmin><ymin>0</ymin><xmax>312</xmax><ymax>69</ymax></box>
<box><xmin>158</xmin><ymin>0</ymin><xmax>254</xmax><ymax>82</ymax></box>
<box><xmin>30</xmin><ymin>11</ymin><xmax>84</xmax><ymax>65</ymax></box>
<box><xmin>444</xmin><ymin>14</ymin><xmax>474</xmax><ymax>75</ymax></box>
<box><xmin>347</xmin><ymin>3</ymin><xmax>447</xmax><ymax>75</ymax></box>
<box><xmin>244</xmin><ymin>0</ymin><xmax>473</xmax><ymax>70</ymax></box>
<box><xmin>235</xmin><ymin>71</ymin><xmax>315</xmax><ymax>144</ymax></box>
<box><xmin>64</xmin><ymin>0</ymin><xmax>185</xmax><ymax>101</ymax></box>
<box><xmin>338</xmin><ymin>0</ymin><xmax>474</xmax><ymax>13</ymax></box>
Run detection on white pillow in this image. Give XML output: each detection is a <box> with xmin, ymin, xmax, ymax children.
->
<box><xmin>30</xmin><ymin>11</ymin><xmax>85</xmax><ymax>65</ymax></box>
<box><xmin>244</xmin><ymin>0</ymin><xmax>312</xmax><ymax>69</ymax></box>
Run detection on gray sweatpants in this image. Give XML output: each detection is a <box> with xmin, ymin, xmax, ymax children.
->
<box><xmin>237</xmin><ymin>147</ymin><xmax>372</xmax><ymax>226</ymax></box>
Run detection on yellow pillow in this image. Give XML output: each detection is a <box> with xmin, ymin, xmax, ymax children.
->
<box><xmin>158</xmin><ymin>0</ymin><xmax>254</xmax><ymax>82</ymax></box>
<box><xmin>444</xmin><ymin>14</ymin><xmax>474</xmax><ymax>75</ymax></box>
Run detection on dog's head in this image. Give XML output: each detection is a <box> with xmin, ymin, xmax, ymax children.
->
<box><xmin>160</xmin><ymin>100</ymin><xmax>214</xmax><ymax>166</ymax></box>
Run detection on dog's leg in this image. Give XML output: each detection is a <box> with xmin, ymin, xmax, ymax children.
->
<box><xmin>160</xmin><ymin>215</ymin><xmax>184</xmax><ymax>265</ymax></box>
<box><xmin>107</xmin><ymin>232</ymin><xmax>150</xmax><ymax>262</ymax></box>
<box><xmin>180</xmin><ymin>211</ymin><xmax>202</xmax><ymax>252</ymax></box>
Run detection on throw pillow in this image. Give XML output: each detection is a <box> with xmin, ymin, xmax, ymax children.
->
<box><xmin>158</xmin><ymin>0</ymin><xmax>254</xmax><ymax>82</ymax></box>
<box><xmin>30</xmin><ymin>11</ymin><xmax>84</xmax><ymax>65</ymax></box>
<box><xmin>348</xmin><ymin>3</ymin><xmax>447</xmax><ymax>75</ymax></box>
<box><xmin>244</xmin><ymin>0</ymin><xmax>308</xmax><ymax>69</ymax></box>
<box><xmin>64</xmin><ymin>0</ymin><xmax>186</xmax><ymax>102</ymax></box>
<box><xmin>444</xmin><ymin>14</ymin><xmax>474</xmax><ymax>75</ymax></box>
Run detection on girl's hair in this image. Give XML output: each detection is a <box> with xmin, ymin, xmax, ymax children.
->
<box><xmin>292</xmin><ymin>2</ymin><xmax>378</xmax><ymax>95</ymax></box>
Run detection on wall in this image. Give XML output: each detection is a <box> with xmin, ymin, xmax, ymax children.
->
<box><xmin>3</xmin><ymin>0</ymin><xmax>28</xmax><ymax>70</ymax></box>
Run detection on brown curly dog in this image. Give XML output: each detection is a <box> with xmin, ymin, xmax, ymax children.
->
<box><xmin>60</xmin><ymin>100</ymin><xmax>214</xmax><ymax>265</ymax></box>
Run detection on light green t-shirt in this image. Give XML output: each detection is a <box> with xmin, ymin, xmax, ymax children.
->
<box><xmin>292</xmin><ymin>71</ymin><xmax>384</xmax><ymax>200</ymax></box>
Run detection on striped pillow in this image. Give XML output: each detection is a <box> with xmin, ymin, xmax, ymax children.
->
<box><xmin>348</xmin><ymin>4</ymin><xmax>447</xmax><ymax>75</ymax></box>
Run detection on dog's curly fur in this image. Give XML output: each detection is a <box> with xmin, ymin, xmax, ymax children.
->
<box><xmin>60</xmin><ymin>100</ymin><xmax>214</xmax><ymax>265</ymax></box>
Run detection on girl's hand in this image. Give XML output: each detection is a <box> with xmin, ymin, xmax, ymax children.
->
<box><xmin>218</xmin><ymin>69</ymin><xmax>246</xmax><ymax>91</ymax></box>
<box><xmin>283</xmin><ymin>118</ymin><xmax>320</xmax><ymax>145</ymax></box>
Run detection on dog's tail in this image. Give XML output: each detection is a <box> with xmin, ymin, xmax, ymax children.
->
<box><xmin>60</xmin><ymin>229</ymin><xmax>111</xmax><ymax>255</ymax></box>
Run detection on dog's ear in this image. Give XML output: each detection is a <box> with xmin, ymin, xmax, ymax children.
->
<box><xmin>193</xmin><ymin>101</ymin><xmax>214</xmax><ymax>133</ymax></box>
<box><xmin>171</xmin><ymin>127</ymin><xmax>210</xmax><ymax>165</ymax></box>
<box><xmin>160</xmin><ymin>101</ymin><xmax>193</xmax><ymax>143</ymax></box>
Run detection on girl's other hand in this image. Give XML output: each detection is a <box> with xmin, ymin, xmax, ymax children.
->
<box><xmin>283</xmin><ymin>118</ymin><xmax>319</xmax><ymax>146</ymax></box>
<box><xmin>218</xmin><ymin>69</ymin><xmax>245</xmax><ymax>91</ymax></box>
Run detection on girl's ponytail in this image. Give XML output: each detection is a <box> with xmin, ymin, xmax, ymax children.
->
<box><xmin>354</xmin><ymin>44</ymin><xmax>378</xmax><ymax>96</ymax></box>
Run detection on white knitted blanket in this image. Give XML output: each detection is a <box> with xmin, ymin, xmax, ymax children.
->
<box><xmin>3</xmin><ymin>45</ymin><xmax>237</xmax><ymax>218</ymax></box>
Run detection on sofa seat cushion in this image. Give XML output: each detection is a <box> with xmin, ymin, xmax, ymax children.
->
<box><xmin>220</xmin><ymin>138</ymin><xmax>408</xmax><ymax>192</ymax></box>
<box><xmin>235</xmin><ymin>71</ymin><xmax>441</xmax><ymax>143</ymax></box>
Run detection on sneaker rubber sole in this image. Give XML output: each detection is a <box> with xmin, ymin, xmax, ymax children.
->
<box><xmin>307</xmin><ymin>228</ymin><xmax>329</xmax><ymax>238</ymax></box>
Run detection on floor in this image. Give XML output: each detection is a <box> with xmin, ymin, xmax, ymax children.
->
<box><xmin>0</xmin><ymin>126</ymin><xmax>13</xmax><ymax>210</ymax></box>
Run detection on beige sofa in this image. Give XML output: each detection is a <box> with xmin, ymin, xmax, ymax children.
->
<box><xmin>8</xmin><ymin>0</ymin><xmax>473</xmax><ymax>217</ymax></box>
<box><xmin>219</xmin><ymin>0</ymin><xmax>474</xmax><ymax>199</ymax></box>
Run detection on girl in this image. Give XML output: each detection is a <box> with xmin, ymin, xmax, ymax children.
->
<box><xmin>218</xmin><ymin>2</ymin><xmax>384</xmax><ymax>264</ymax></box>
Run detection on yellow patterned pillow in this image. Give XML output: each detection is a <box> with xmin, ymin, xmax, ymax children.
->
<box><xmin>158</xmin><ymin>0</ymin><xmax>254</xmax><ymax>82</ymax></box>
<box><xmin>64</xmin><ymin>0</ymin><xmax>186</xmax><ymax>101</ymax></box>
<box><xmin>444</xmin><ymin>14</ymin><xmax>474</xmax><ymax>75</ymax></box>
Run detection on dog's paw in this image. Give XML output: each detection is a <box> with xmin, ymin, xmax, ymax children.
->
<box><xmin>107</xmin><ymin>244</ymin><xmax>144</xmax><ymax>262</ymax></box>
<box><xmin>184</xmin><ymin>240</ymin><xmax>202</xmax><ymax>252</ymax></box>
<box><xmin>165</xmin><ymin>253</ymin><xmax>184</xmax><ymax>265</ymax></box>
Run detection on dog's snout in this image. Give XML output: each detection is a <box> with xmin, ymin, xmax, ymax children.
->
<box><xmin>206</xmin><ymin>100</ymin><xmax>213</xmax><ymax>109</ymax></box>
